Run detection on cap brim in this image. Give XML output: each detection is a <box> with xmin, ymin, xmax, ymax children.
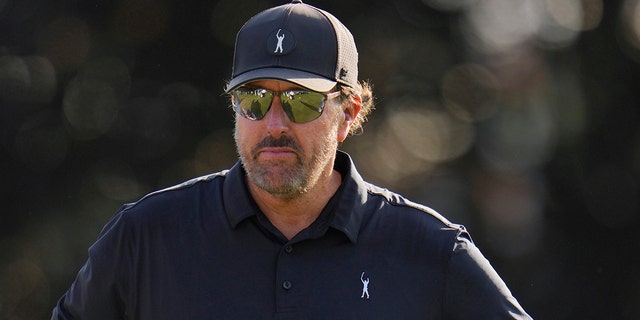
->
<box><xmin>225</xmin><ymin>67</ymin><xmax>337</xmax><ymax>93</ymax></box>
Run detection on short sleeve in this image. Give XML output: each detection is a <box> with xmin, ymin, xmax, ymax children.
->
<box><xmin>443</xmin><ymin>229</ymin><xmax>533</xmax><ymax>319</ymax></box>
<box><xmin>51</xmin><ymin>209</ymin><xmax>132</xmax><ymax>319</ymax></box>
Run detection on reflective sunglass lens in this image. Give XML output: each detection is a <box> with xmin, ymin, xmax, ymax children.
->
<box><xmin>233</xmin><ymin>89</ymin><xmax>273</xmax><ymax>120</ymax></box>
<box><xmin>281</xmin><ymin>91</ymin><xmax>324</xmax><ymax>123</ymax></box>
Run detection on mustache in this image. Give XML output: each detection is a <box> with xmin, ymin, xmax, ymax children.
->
<box><xmin>252</xmin><ymin>135</ymin><xmax>303</xmax><ymax>154</ymax></box>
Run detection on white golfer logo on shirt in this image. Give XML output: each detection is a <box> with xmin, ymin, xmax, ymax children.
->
<box><xmin>360</xmin><ymin>272</ymin><xmax>370</xmax><ymax>299</ymax></box>
<box><xmin>274</xmin><ymin>29</ymin><xmax>285</xmax><ymax>54</ymax></box>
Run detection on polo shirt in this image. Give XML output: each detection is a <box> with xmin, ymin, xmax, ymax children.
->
<box><xmin>52</xmin><ymin>151</ymin><xmax>531</xmax><ymax>319</ymax></box>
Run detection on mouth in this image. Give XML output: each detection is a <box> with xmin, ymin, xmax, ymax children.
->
<box><xmin>258</xmin><ymin>147</ymin><xmax>296</xmax><ymax>158</ymax></box>
<box><xmin>252</xmin><ymin>136</ymin><xmax>302</xmax><ymax>160</ymax></box>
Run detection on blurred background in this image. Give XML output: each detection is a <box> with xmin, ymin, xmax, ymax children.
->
<box><xmin>1</xmin><ymin>0</ymin><xmax>639</xmax><ymax>318</ymax></box>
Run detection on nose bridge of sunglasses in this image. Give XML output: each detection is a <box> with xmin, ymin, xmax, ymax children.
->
<box><xmin>266</xmin><ymin>93</ymin><xmax>290</xmax><ymax>120</ymax></box>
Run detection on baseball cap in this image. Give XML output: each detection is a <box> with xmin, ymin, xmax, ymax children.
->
<box><xmin>225</xmin><ymin>0</ymin><xmax>358</xmax><ymax>93</ymax></box>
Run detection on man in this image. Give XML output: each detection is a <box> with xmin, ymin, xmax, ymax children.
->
<box><xmin>52</xmin><ymin>1</ymin><xmax>532</xmax><ymax>319</ymax></box>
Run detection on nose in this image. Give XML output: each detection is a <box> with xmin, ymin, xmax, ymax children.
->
<box><xmin>265</xmin><ymin>95</ymin><xmax>290</xmax><ymax>137</ymax></box>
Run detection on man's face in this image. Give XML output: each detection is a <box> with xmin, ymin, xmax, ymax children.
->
<box><xmin>233</xmin><ymin>79</ymin><xmax>348</xmax><ymax>198</ymax></box>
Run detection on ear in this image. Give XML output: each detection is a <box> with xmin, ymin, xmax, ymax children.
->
<box><xmin>337</xmin><ymin>94</ymin><xmax>362</xmax><ymax>142</ymax></box>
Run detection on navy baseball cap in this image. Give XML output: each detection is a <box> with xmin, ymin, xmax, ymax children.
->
<box><xmin>225</xmin><ymin>0</ymin><xmax>358</xmax><ymax>93</ymax></box>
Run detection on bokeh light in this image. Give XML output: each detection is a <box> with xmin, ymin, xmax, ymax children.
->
<box><xmin>461</xmin><ymin>0</ymin><xmax>544</xmax><ymax>54</ymax></box>
<box><xmin>0</xmin><ymin>249</ymin><xmax>50</xmax><ymax>319</ymax></box>
<box><xmin>473</xmin><ymin>169</ymin><xmax>545</xmax><ymax>258</ymax></box>
<box><xmin>63</xmin><ymin>77</ymin><xmax>119</xmax><ymax>140</ymax></box>
<box><xmin>388</xmin><ymin>108</ymin><xmax>474</xmax><ymax>163</ymax></box>
<box><xmin>619</xmin><ymin>0</ymin><xmax>640</xmax><ymax>61</ymax></box>
<box><xmin>111</xmin><ymin>0</ymin><xmax>171</xmax><ymax>46</ymax></box>
<box><xmin>0</xmin><ymin>55</ymin><xmax>57</xmax><ymax>106</ymax></box>
<box><xmin>0</xmin><ymin>55</ymin><xmax>30</xmax><ymax>103</ymax></box>
<box><xmin>12</xmin><ymin>110</ymin><xmax>69</xmax><ymax>172</ymax></box>
<box><xmin>476</xmin><ymin>99</ymin><xmax>556</xmax><ymax>172</ymax></box>
<box><xmin>422</xmin><ymin>0</ymin><xmax>476</xmax><ymax>12</ymax></box>
<box><xmin>111</xmin><ymin>95</ymin><xmax>183</xmax><ymax>161</ymax></box>
<box><xmin>91</xmin><ymin>158</ymin><xmax>142</xmax><ymax>201</ymax></box>
<box><xmin>35</xmin><ymin>16</ymin><xmax>91</xmax><ymax>72</ymax></box>
<box><xmin>442</xmin><ymin>63</ymin><xmax>500</xmax><ymax>122</ymax></box>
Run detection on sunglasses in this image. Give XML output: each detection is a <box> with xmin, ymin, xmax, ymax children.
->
<box><xmin>231</xmin><ymin>87</ymin><xmax>341</xmax><ymax>123</ymax></box>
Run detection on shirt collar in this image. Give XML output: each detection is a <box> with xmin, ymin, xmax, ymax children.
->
<box><xmin>327</xmin><ymin>151</ymin><xmax>367</xmax><ymax>243</ymax></box>
<box><xmin>223</xmin><ymin>161</ymin><xmax>258</xmax><ymax>228</ymax></box>
<box><xmin>222</xmin><ymin>150</ymin><xmax>368</xmax><ymax>244</ymax></box>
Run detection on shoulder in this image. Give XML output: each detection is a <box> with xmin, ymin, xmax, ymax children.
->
<box><xmin>355</xmin><ymin>182</ymin><xmax>471</xmax><ymax>268</ymax></box>
<box><xmin>115</xmin><ymin>170</ymin><xmax>230</xmax><ymax>224</ymax></box>
<box><xmin>336</xmin><ymin>152</ymin><xmax>465</xmax><ymax>247</ymax></box>
<box><xmin>364</xmin><ymin>182</ymin><xmax>462</xmax><ymax>232</ymax></box>
<box><xmin>89</xmin><ymin>170</ymin><xmax>232</xmax><ymax>256</ymax></box>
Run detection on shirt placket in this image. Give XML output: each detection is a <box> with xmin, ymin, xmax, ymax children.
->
<box><xmin>274</xmin><ymin>242</ymin><xmax>307</xmax><ymax>320</ymax></box>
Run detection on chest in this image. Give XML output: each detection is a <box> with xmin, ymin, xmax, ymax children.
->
<box><xmin>130</xmin><ymin>229</ymin><xmax>446</xmax><ymax>319</ymax></box>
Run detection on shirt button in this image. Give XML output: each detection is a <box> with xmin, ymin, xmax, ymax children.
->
<box><xmin>285</xmin><ymin>245</ymin><xmax>293</xmax><ymax>253</ymax></box>
<box><xmin>282</xmin><ymin>280</ymin><xmax>292</xmax><ymax>290</ymax></box>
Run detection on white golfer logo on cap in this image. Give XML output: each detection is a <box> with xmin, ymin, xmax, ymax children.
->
<box><xmin>267</xmin><ymin>28</ymin><xmax>294</xmax><ymax>56</ymax></box>
<box><xmin>274</xmin><ymin>29</ymin><xmax>285</xmax><ymax>54</ymax></box>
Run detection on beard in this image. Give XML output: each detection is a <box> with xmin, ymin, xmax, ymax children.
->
<box><xmin>243</xmin><ymin>135</ymin><xmax>307</xmax><ymax>196</ymax></box>
<box><xmin>235</xmin><ymin>131</ymin><xmax>338</xmax><ymax>199</ymax></box>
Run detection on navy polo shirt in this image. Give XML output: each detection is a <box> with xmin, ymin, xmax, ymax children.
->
<box><xmin>52</xmin><ymin>151</ymin><xmax>531</xmax><ymax>319</ymax></box>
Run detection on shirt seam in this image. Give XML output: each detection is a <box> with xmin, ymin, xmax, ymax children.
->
<box><xmin>440</xmin><ymin>227</ymin><xmax>464</xmax><ymax>318</ymax></box>
<box><xmin>119</xmin><ymin>171</ymin><xmax>228</xmax><ymax>214</ymax></box>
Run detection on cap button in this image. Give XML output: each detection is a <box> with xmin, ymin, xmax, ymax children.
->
<box><xmin>291</xmin><ymin>0</ymin><xmax>303</xmax><ymax>3</ymax></box>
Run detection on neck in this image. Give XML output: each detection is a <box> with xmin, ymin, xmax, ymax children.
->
<box><xmin>248</xmin><ymin>169</ymin><xmax>342</xmax><ymax>240</ymax></box>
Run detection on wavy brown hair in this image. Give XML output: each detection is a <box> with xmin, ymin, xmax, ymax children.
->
<box><xmin>340</xmin><ymin>80</ymin><xmax>375</xmax><ymax>136</ymax></box>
